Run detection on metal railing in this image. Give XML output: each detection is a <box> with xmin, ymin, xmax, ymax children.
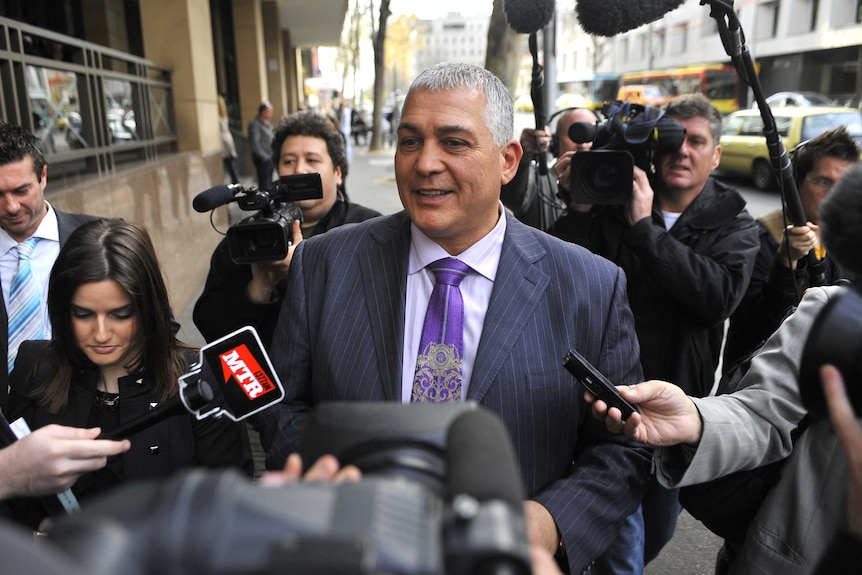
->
<box><xmin>0</xmin><ymin>16</ymin><xmax>176</xmax><ymax>185</ymax></box>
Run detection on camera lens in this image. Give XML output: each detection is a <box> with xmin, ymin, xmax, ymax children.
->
<box><xmin>250</xmin><ymin>229</ymin><xmax>278</xmax><ymax>251</ymax></box>
<box><xmin>586</xmin><ymin>162</ymin><xmax>624</xmax><ymax>196</ymax></box>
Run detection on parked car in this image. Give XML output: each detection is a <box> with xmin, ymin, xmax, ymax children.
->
<box><xmin>555</xmin><ymin>92</ymin><xmax>589</xmax><ymax>109</ymax></box>
<box><xmin>718</xmin><ymin>106</ymin><xmax>862</xmax><ymax>189</ymax></box>
<box><xmin>754</xmin><ymin>91</ymin><xmax>835</xmax><ymax>108</ymax></box>
<box><xmin>514</xmin><ymin>94</ymin><xmax>534</xmax><ymax>113</ymax></box>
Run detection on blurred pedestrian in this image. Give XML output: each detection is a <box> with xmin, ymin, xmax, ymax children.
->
<box><xmin>218</xmin><ymin>95</ymin><xmax>239</xmax><ymax>185</ymax></box>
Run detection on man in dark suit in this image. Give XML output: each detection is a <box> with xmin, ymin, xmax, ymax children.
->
<box><xmin>0</xmin><ymin>120</ymin><xmax>96</xmax><ymax>412</ymax></box>
<box><xmin>255</xmin><ymin>63</ymin><xmax>651</xmax><ymax>573</ymax></box>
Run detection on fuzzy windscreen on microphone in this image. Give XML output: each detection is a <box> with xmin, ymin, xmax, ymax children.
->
<box><xmin>576</xmin><ymin>0</ymin><xmax>686</xmax><ymax>37</ymax></box>
<box><xmin>504</xmin><ymin>0</ymin><xmax>556</xmax><ymax>34</ymax></box>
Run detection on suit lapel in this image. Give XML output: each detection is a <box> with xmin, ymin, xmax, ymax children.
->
<box><xmin>468</xmin><ymin>216</ymin><xmax>549</xmax><ymax>403</ymax></box>
<box><xmin>359</xmin><ymin>214</ymin><xmax>411</xmax><ymax>401</ymax></box>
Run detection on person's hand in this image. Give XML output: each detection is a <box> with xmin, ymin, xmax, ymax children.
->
<box><xmin>530</xmin><ymin>543</ymin><xmax>564</xmax><ymax>575</ymax></box>
<box><xmin>586</xmin><ymin>380</ymin><xmax>703</xmax><ymax>446</ymax></box>
<box><xmin>259</xmin><ymin>453</ymin><xmax>362</xmax><ymax>487</ymax></box>
<box><xmin>247</xmin><ymin>219</ymin><xmax>303</xmax><ymax>303</ymax></box>
<box><xmin>820</xmin><ymin>364</ymin><xmax>862</xmax><ymax>538</ymax></box>
<box><xmin>0</xmin><ymin>425</ymin><xmax>130</xmax><ymax>500</ymax></box>
<box><xmin>625</xmin><ymin>166</ymin><xmax>655</xmax><ymax>226</ymax></box>
<box><xmin>519</xmin><ymin>127</ymin><xmax>551</xmax><ymax>160</ymax></box>
<box><xmin>776</xmin><ymin>223</ymin><xmax>819</xmax><ymax>268</ymax></box>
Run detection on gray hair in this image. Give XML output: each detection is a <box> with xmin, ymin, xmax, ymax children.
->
<box><xmin>406</xmin><ymin>62</ymin><xmax>513</xmax><ymax>147</ymax></box>
<box><xmin>664</xmin><ymin>93</ymin><xmax>723</xmax><ymax>147</ymax></box>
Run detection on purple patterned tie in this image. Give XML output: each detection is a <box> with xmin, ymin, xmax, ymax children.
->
<box><xmin>411</xmin><ymin>258</ymin><xmax>470</xmax><ymax>403</ymax></box>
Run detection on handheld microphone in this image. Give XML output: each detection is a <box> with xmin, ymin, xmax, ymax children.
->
<box><xmin>503</xmin><ymin>0</ymin><xmax>556</xmax><ymax>34</ymax></box>
<box><xmin>575</xmin><ymin>0</ymin><xmax>686</xmax><ymax>37</ymax></box>
<box><xmin>192</xmin><ymin>183</ymin><xmax>244</xmax><ymax>213</ymax></box>
<box><xmin>444</xmin><ymin>409</ymin><xmax>532</xmax><ymax>575</ymax></box>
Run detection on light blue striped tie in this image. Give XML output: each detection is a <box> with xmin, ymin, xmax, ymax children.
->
<box><xmin>8</xmin><ymin>237</ymin><xmax>43</xmax><ymax>373</ymax></box>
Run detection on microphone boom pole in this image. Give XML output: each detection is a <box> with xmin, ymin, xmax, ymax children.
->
<box><xmin>529</xmin><ymin>32</ymin><xmax>550</xmax><ymax>176</ymax></box>
<box><xmin>703</xmin><ymin>0</ymin><xmax>825</xmax><ymax>285</ymax></box>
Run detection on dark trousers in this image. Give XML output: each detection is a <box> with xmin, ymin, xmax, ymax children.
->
<box><xmin>253</xmin><ymin>156</ymin><xmax>274</xmax><ymax>190</ymax></box>
<box><xmin>223</xmin><ymin>157</ymin><xmax>239</xmax><ymax>184</ymax></box>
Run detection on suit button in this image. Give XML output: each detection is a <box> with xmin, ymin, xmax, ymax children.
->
<box><xmin>149</xmin><ymin>446</ymin><xmax>160</xmax><ymax>455</ymax></box>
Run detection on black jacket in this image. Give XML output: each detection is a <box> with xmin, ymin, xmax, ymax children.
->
<box><xmin>193</xmin><ymin>196</ymin><xmax>381</xmax><ymax>347</ymax></box>
<box><xmin>548</xmin><ymin>178</ymin><xmax>760</xmax><ymax>397</ymax></box>
<box><xmin>7</xmin><ymin>340</ymin><xmax>253</xmax><ymax>528</ymax></box>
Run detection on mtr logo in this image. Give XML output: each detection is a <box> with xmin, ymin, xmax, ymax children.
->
<box><xmin>219</xmin><ymin>344</ymin><xmax>276</xmax><ymax>400</ymax></box>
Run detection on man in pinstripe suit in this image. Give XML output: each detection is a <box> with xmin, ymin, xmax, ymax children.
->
<box><xmin>256</xmin><ymin>63</ymin><xmax>651</xmax><ymax>574</ymax></box>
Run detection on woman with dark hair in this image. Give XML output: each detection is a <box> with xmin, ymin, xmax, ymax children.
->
<box><xmin>7</xmin><ymin>218</ymin><xmax>252</xmax><ymax>528</ymax></box>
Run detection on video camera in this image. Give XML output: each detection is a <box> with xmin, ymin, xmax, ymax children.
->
<box><xmin>42</xmin><ymin>403</ymin><xmax>532</xmax><ymax>575</ymax></box>
<box><xmin>567</xmin><ymin>101</ymin><xmax>686</xmax><ymax>205</ymax></box>
<box><xmin>193</xmin><ymin>173</ymin><xmax>323</xmax><ymax>264</ymax></box>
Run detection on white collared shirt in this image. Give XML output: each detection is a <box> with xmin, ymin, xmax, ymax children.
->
<box><xmin>401</xmin><ymin>204</ymin><xmax>507</xmax><ymax>402</ymax></box>
<box><xmin>0</xmin><ymin>203</ymin><xmax>61</xmax><ymax>339</ymax></box>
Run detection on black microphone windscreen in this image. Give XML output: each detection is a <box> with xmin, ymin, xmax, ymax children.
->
<box><xmin>445</xmin><ymin>408</ymin><xmax>525</xmax><ymax>506</ymax></box>
<box><xmin>193</xmin><ymin>184</ymin><xmax>236</xmax><ymax>213</ymax></box>
<box><xmin>504</xmin><ymin>0</ymin><xmax>556</xmax><ymax>34</ymax></box>
<box><xmin>576</xmin><ymin>0</ymin><xmax>686</xmax><ymax>37</ymax></box>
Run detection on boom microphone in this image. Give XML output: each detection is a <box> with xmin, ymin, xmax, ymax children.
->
<box><xmin>192</xmin><ymin>183</ymin><xmax>243</xmax><ymax>213</ymax></box>
<box><xmin>575</xmin><ymin>0</ymin><xmax>686</xmax><ymax>37</ymax></box>
<box><xmin>503</xmin><ymin>0</ymin><xmax>556</xmax><ymax>34</ymax></box>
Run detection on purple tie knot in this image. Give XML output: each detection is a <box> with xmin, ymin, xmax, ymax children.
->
<box><xmin>428</xmin><ymin>258</ymin><xmax>469</xmax><ymax>287</ymax></box>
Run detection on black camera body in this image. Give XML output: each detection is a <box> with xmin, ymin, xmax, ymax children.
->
<box><xmin>568</xmin><ymin>101</ymin><xmax>686</xmax><ymax>205</ymax></box>
<box><xmin>227</xmin><ymin>173</ymin><xmax>323</xmax><ymax>264</ymax></box>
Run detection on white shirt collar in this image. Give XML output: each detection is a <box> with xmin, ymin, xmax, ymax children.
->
<box><xmin>0</xmin><ymin>201</ymin><xmax>60</xmax><ymax>256</ymax></box>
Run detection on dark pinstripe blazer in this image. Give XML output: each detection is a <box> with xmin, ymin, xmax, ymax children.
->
<box><xmin>257</xmin><ymin>211</ymin><xmax>652</xmax><ymax>573</ymax></box>
<box><xmin>0</xmin><ymin>209</ymin><xmax>96</xmax><ymax>412</ymax></box>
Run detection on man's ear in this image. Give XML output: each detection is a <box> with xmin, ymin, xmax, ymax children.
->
<box><xmin>501</xmin><ymin>139</ymin><xmax>524</xmax><ymax>186</ymax></box>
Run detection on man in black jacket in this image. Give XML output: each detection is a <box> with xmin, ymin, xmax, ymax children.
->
<box><xmin>723</xmin><ymin>126</ymin><xmax>859</xmax><ymax>371</ymax></box>
<box><xmin>548</xmin><ymin>94</ymin><xmax>760</xmax><ymax>572</ymax></box>
<box><xmin>194</xmin><ymin>110</ymin><xmax>381</xmax><ymax>347</ymax></box>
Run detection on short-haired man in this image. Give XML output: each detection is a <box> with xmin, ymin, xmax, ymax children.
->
<box><xmin>723</xmin><ymin>126</ymin><xmax>860</xmax><ymax>370</ymax></box>
<box><xmin>501</xmin><ymin>107</ymin><xmax>600</xmax><ymax>231</ymax></box>
<box><xmin>255</xmin><ymin>62</ymin><xmax>651</xmax><ymax>574</ymax></box>
<box><xmin>195</xmin><ymin>110</ymin><xmax>380</xmax><ymax>347</ymax></box>
<box><xmin>547</xmin><ymin>94</ymin><xmax>760</xmax><ymax>567</ymax></box>
<box><xmin>248</xmin><ymin>101</ymin><xmax>275</xmax><ymax>190</ymax></box>
<box><xmin>0</xmin><ymin>120</ymin><xmax>96</xmax><ymax>411</ymax></box>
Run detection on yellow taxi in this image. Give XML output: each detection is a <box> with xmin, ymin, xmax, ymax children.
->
<box><xmin>718</xmin><ymin>106</ymin><xmax>862</xmax><ymax>189</ymax></box>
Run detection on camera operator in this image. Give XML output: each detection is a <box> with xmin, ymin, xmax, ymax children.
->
<box><xmin>547</xmin><ymin>93</ymin><xmax>760</xmax><ymax>569</ymax></box>
<box><xmin>588</xmin><ymin>162</ymin><xmax>862</xmax><ymax>575</ymax></box>
<box><xmin>723</xmin><ymin>126</ymin><xmax>860</xmax><ymax>371</ymax></box>
<box><xmin>194</xmin><ymin>111</ymin><xmax>381</xmax><ymax>347</ymax></box>
<box><xmin>500</xmin><ymin>107</ymin><xmax>599</xmax><ymax>231</ymax></box>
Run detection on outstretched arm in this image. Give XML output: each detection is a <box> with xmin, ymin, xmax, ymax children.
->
<box><xmin>0</xmin><ymin>425</ymin><xmax>129</xmax><ymax>500</ymax></box>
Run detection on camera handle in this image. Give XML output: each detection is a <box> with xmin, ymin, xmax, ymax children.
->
<box><xmin>703</xmin><ymin>0</ymin><xmax>825</xmax><ymax>286</ymax></box>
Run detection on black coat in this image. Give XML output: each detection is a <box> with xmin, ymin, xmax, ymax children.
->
<box><xmin>193</xmin><ymin>196</ymin><xmax>381</xmax><ymax>347</ymax></box>
<box><xmin>7</xmin><ymin>340</ymin><xmax>253</xmax><ymax>528</ymax></box>
<box><xmin>548</xmin><ymin>178</ymin><xmax>760</xmax><ymax>397</ymax></box>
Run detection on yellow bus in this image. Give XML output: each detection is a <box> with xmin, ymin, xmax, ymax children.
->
<box><xmin>620</xmin><ymin>64</ymin><xmax>744</xmax><ymax>114</ymax></box>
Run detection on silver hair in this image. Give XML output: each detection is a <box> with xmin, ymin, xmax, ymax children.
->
<box><xmin>405</xmin><ymin>62</ymin><xmax>513</xmax><ymax>147</ymax></box>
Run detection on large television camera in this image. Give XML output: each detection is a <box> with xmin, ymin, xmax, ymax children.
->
<box><xmin>193</xmin><ymin>173</ymin><xmax>323</xmax><ymax>264</ymax></box>
<box><xmin>567</xmin><ymin>101</ymin><xmax>686</xmax><ymax>205</ymax></box>
<box><xmin>40</xmin><ymin>403</ymin><xmax>532</xmax><ymax>575</ymax></box>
